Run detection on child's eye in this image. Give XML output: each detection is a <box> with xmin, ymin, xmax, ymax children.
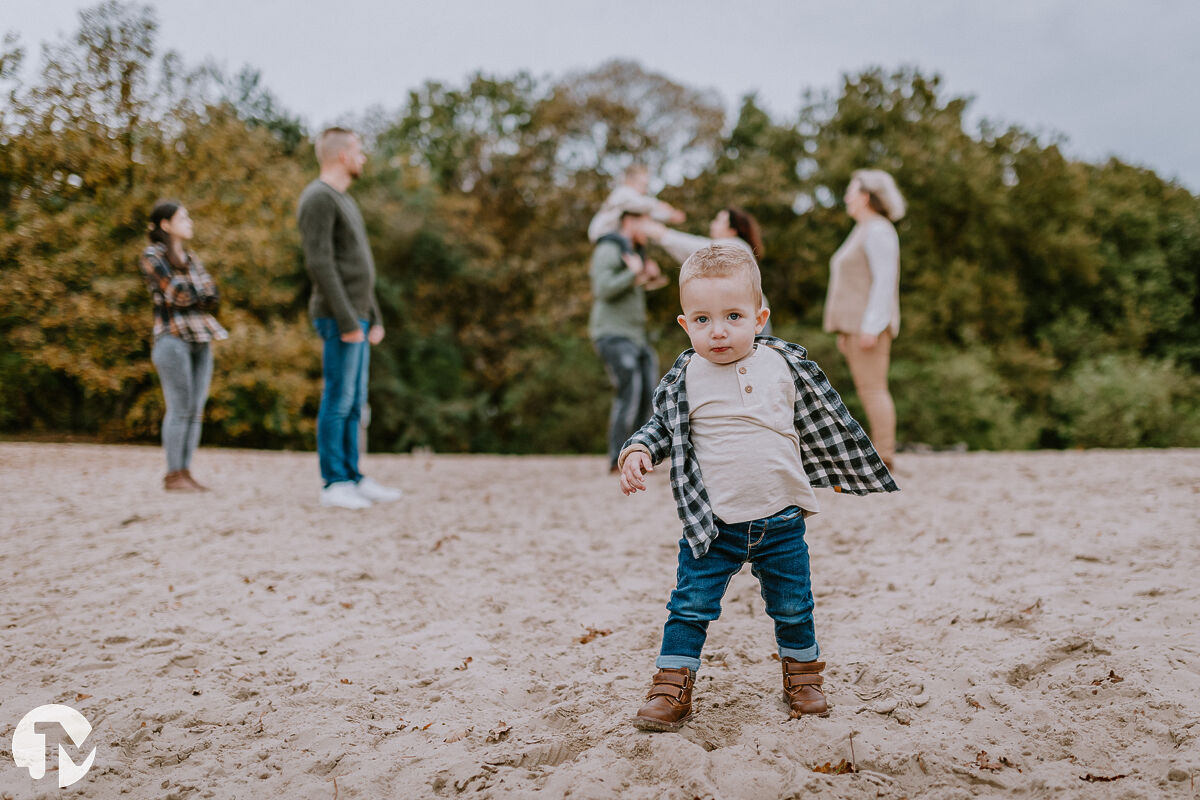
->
<box><xmin>696</xmin><ymin>315</ymin><xmax>708</xmax><ymax>323</ymax></box>
<box><xmin>728</xmin><ymin>313</ymin><xmax>741</xmax><ymax>320</ymax></box>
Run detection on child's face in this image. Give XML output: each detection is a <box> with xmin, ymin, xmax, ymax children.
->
<box><xmin>677</xmin><ymin>275</ymin><xmax>770</xmax><ymax>364</ymax></box>
<box><xmin>626</xmin><ymin>168</ymin><xmax>650</xmax><ymax>194</ymax></box>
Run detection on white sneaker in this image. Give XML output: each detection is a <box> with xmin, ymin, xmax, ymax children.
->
<box><xmin>320</xmin><ymin>481</ymin><xmax>372</xmax><ymax>509</ymax></box>
<box><xmin>355</xmin><ymin>476</ymin><xmax>403</xmax><ymax>503</ymax></box>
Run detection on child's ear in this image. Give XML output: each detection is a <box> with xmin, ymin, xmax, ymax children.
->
<box><xmin>677</xmin><ymin>314</ymin><xmax>689</xmax><ymax>333</ymax></box>
<box><xmin>754</xmin><ymin>306</ymin><xmax>771</xmax><ymax>333</ymax></box>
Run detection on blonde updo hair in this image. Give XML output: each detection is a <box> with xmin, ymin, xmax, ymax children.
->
<box><xmin>851</xmin><ymin>169</ymin><xmax>906</xmax><ymax>222</ymax></box>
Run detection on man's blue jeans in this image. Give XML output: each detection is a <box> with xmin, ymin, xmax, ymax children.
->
<box><xmin>657</xmin><ymin>506</ymin><xmax>820</xmax><ymax>672</ymax></box>
<box><xmin>314</xmin><ymin>318</ymin><xmax>369</xmax><ymax>487</ymax></box>
<box><xmin>594</xmin><ymin>335</ymin><xmax>658</xmax><ymax>469</ymax></box>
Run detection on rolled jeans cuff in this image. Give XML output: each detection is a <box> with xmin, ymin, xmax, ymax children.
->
<box><xmin>779</xmin><ymin>643</ymin><xmax>821</xmax><ymax>662</ymax></box>
<box><xmin>655</xmin><ymin>655</ymin><xmax>701</xmax><ymax>672</ymax></box>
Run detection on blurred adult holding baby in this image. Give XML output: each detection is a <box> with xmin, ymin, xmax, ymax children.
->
<box><xmin>589</xmin><ymin>205</ymin><xmax>669</xmax><ymax>472</ymax></box>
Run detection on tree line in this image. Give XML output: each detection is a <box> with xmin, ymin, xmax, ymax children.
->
<box><xmin>2</xmin><ymin>1</ymin><xmax>1197</xmax><ymax>452</ymax></box>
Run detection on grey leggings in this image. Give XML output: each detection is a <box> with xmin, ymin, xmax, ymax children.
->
<box><xmin>151</xmin><ymin>335</ymin><xmax>213</xmax><ymax>472</ymax></box>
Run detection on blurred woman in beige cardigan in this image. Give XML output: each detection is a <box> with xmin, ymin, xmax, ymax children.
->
<box><xmin>824</xmin><ymin>169</ymin><xmax>905</xmax><ymax>470</ymax></box>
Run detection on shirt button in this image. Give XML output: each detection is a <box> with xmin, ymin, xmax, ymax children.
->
<box><xmin>739</xmin><ymin>367</ymin><xmax>747</xmax><ymax>374</ymax></box>
<box><xmin>745</xmin><ymin>386</ymin><xmax>753</xmax><ymax>393</ymax></box>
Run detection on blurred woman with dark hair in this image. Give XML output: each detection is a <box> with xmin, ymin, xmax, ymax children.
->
<box><xmin>824</xmin><ymin>169</ymin><xmax>905</xmax><ymax>471</ymax></box>
<box><xmin>647</xmin><ymin>206</ymin><xmax>773</xmax><ymax>334</ymax></box>
<box><xmin>138</xmin><ymin>201</ymin><xmax>226</xmax><ymax>491</ymax></box>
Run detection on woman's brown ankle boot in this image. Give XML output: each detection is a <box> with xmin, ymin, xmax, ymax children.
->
<box><xmin>180</xmin><ymin>469</ymin><xmax>209</xmax><ymax>491</ymax></box>
<box><xmin>632</xmin><ymin>668</ymin><xmax>695</xmax><ymax>731</ymax></box>
<box><xmin>782</xmin><ymin>658</ymin><xmax>830</xmax><ymax>718</ymax></box>
<box><xmin>164</xmin><ymin>470</ymin><xmax>197</xmax><ymax>491</ymax></box>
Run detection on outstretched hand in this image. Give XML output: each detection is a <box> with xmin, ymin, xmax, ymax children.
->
<box><xmin>619</xmin><ymin>450</ymin><xmax>653</xmax><ymax>495</ymax></box>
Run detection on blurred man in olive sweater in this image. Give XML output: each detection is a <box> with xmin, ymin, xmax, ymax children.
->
<box><xmin>297</xmin><ymin>127</ymin><xmax>402</xmax><ymax>509</ymax></box>
<box><xmin>590</xmin><ymin>208</ymin><xmax>667</xmax><ymax>472</ymax></box>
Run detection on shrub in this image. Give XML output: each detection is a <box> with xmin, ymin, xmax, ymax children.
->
<box><xmin>889</xmin><ymin>346</ymin><xmax>1042</xmax><ymax>450</ymax></box>
<box><xmin>1051</xmin><ymin>355</ymin><xmax>1200</xmax><ymax>447</ymax></box>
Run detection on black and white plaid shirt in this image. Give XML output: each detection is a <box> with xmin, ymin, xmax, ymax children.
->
<box><xmin>621</xmin><ymin>335</ymin><xmax>899</xmax><ymax>558</ymax></box>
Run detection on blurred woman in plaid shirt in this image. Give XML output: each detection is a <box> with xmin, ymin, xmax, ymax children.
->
<box><xmin>139</xmin><ymin>201</ymin><xmax>227</xmax><ymax>491</ymax></box>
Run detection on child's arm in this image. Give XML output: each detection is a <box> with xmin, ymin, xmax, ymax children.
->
<box><xmin>616</xmin><ymin>381</ymin><xmax>673</xmax><ymax>494</ymax></box>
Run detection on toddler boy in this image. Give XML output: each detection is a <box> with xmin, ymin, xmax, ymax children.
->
<box><xmin>618</xmin><ymin>243</ymin><xmax>897</xmax><ymax>730</ymax></box>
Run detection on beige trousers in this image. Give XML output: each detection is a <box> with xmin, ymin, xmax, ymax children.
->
<box><xmin>837</xmin><ymin>332</ymin><xmax>896</xmax><ymax>466</ymax></box>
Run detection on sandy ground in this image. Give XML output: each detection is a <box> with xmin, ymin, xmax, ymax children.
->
<box><xmin>1</xmin><ymin>442</ymin><xmax>1199</xmax><ymax>799</ymax></box>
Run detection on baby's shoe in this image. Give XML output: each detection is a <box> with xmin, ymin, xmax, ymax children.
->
<box><xmin>632</xmin><ymin>668</ymin><xmax>694</xmax><ymax>731</ymax></box>
<box><xmin>782</xmin><ymin>658</ymin><xmax>830</xmax><ymax>718</ymax></box>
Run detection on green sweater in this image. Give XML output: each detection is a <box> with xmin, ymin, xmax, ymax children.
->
<box><xmin>297</xmin><ymin>179</ymin><xmax>382</xmax><ymax>334</ymax></box>
<box><xmin>588</xmin><ymin>237</ymin><xmax>646</xmax><ymax>346</ymax></box>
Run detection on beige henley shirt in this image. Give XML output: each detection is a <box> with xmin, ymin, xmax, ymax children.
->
<box><xmin>685</xmin><ymin>345</ymin><xmax>820</xmax><ymax>524</ymax></box>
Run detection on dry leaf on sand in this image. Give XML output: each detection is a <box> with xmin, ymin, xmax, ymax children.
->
<box><xmin>812</xmin><ymin>760</ymin><xmax>856</xmax><ymax>775</ymax></box>
<box><xmin>577</xmin><ymin>627</ymin><xmax>612</xmax><ymax>644</ymax></box>
<box><xmin>444</xmin><ymin>727</ymin><xmax>472</xmax><ymax>743</ymax></box>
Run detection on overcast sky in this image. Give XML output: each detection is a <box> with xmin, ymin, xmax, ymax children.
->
<box><xmin>6</xmin><ymin>0</ymin><xmax>1199</xmax><ymax>190</ymax></box>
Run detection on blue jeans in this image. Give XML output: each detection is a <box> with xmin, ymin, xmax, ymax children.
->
<box><xmin>314</xmin><ymin>318</ymin><xmax>369</xmax><ymax>486</ymax></box>
<box><xmin>151</xmin><ymin>335</ymin><xmax>213</xmax><ymax>472</ymax></box>
<box><xmin>657</xmin><ymin>506</ymin><xmax>819</xmax><ymax>672</ymax></box>
<box><xmin>594</xmin><ymin>336</ymin><xmax>658</xmax><ymax>468</ymax></box>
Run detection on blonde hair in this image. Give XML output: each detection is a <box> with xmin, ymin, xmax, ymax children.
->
<box><xmin>679</xmin><ymin>243</ymin><xmax>762</xmax><ymax>308</ymax></box>
<box><xmin>315</xmin><ymin>127</ymin><xmax>358</xmax><ymax>166</ymax></box>
<box><xmin>852</xmin><ymin>169</ymin><xmax>906</xmax><ymax>221</ymax></box>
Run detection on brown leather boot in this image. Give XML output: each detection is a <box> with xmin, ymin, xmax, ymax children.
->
<box><xmin>782</xmin><ymin>658</ymin><xmax>830</xmax><ymax>718</ymax></box>
<box><xmin>632</xmin><ymin>668</ymin><xmax>694</xmax><ymax>731</ymax></box>
<box><xmin>163</xmin><ymin>470</ymin><xmax>198</xmax><ymax>491</ymax></box>
<box><xmin>180</xmin><ymin>469</ymin><xmax>209</xmax><ymax>491</ymax></box>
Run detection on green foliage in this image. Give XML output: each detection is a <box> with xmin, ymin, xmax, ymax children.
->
<box><xmin>1051</xmin><ymin>355</ymin><xmax>1200</xmax><ymax>448</ymax></box>
<box><xmin>0</xmin><ymin>1</ymin><xmax>311</xmax><ymax>444</ymax></box>
<box><xmin>2</xmin><ymin>5</ymin><xmax>1198</xmax><ymax>453</ymax></box>
<box><xmin>890</xmin><ymin>346</ymin><xmax>1042</xmax><ymax>451</ymax></box>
